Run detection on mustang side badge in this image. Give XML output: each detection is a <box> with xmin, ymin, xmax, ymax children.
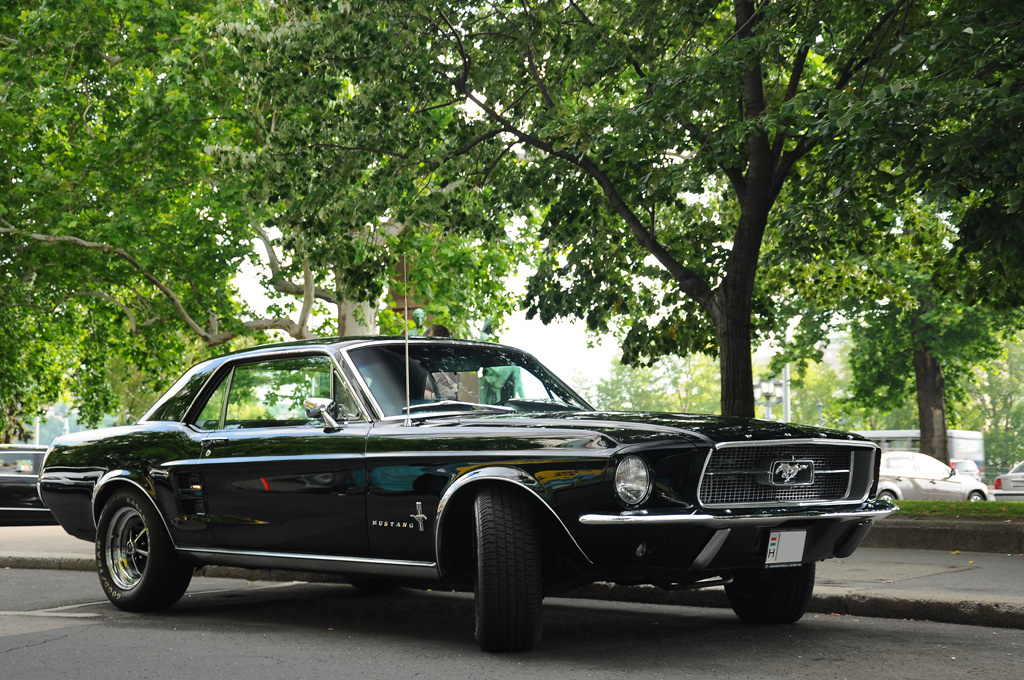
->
<box><xmin>410</xmin><ymin>502</ymin><xmax>428</xmax><ymax>532</ymax></box>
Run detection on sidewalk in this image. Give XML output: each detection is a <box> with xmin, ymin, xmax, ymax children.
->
<box><xmin>3</xmin><ymin>524</ymin><xmax>1023</xmax><ymax>629</ymax></box>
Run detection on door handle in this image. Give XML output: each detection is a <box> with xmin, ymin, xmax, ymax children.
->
<box><xmin>201</xmin><ymin>437</ymin><xmax>229</xmax><ymax>451</ymax></box>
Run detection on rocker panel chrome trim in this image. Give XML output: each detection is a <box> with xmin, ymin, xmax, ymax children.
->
<box><xmin>178</xmin><ymin>547</ymin><xmax>440</xmax><ymax>580</ymax></box>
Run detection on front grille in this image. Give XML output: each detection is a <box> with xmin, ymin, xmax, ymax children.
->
<box><xmin>698</xmin><ymin>442</ymin><xmax>855</xmax><ymax>507</ymax></box>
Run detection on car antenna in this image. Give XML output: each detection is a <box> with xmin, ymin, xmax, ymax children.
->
<box><xmin>403</xmin><ymin>257</ymin><xmax>411</xmax><ymax>427</ymax></box>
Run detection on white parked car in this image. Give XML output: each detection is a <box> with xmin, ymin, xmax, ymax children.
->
<box><xmin>877</xmin><ymin>451</ymin><xmax>990</xmax><ymax>501</ymax></box>
<box><xmin>994</xmin><ymin>461</ymin><xmax>1024</xmax><ymax>502</ymax></box>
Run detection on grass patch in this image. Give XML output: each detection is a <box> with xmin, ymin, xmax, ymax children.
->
<box><xmin>890</xmin><ymin>499</ymin><xmax>1024</xmax><ymax>519</ymax></box>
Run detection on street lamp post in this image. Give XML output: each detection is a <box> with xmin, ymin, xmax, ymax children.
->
<box><xmin>753</xmin><ymin>379</ymin><xmax>783</xmax><ymax>421</ymax></box>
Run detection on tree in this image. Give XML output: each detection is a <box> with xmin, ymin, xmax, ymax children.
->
<box><xmin>214</xmin><ymin>2</ymin><xmax>536</xmax><ymax>339</ymax></box>
<box><xmin>960</xmin><ymin>335</ymin><xmax>1024</xmax><ymax>472</ymax></box>
<box><xmin>0</xmin><ymin>1</ymin><xmax>277</xmax><ymax>436</ymax></box>
<box><xmin>765</xmin><ymin>196</ymin><xmax>1016</xmax><ymax>461</ymax></box>
<box><xmin>0</xmin><ymin>1</ymin><xmax>532</xmax><ymax>438</ymax></box>
<box><xmin>583</xmin><ymin>354</ymin><xmax>720</xmax><ymax>414</ymax></box>
<box><xmin>291</xmin><ymin>0</ymin><xmax>1010</xmax><ymax>417</ymax></box>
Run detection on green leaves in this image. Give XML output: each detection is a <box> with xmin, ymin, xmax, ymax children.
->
<box><xmin>1</xmin><ymin>1</ymin><xmax>259</xmax><ymax>436</ymax></box>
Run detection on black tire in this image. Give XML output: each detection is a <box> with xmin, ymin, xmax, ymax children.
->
<box><xmin>473</xmin><ymin>484</ymin><xmax>543</xmax><ymax>652</ymax></box>
<box><xmin>967</xmin><ymin>491</ymin><xmax>986</xmax><ymax>502</ymax></box>
<box><xmin>725</xmin><ymin>563</ymin><xmax>815</xmax><ymax>624</ymax></box>
<box><xmin>877</xmin><ymin>490</ymin><xmax>897</xmax><ymax>501</ymax></box>
<box><xmin>95</xmin><ymin>488</ymin><xmax>193</xmax><ymax>612</ymax></box>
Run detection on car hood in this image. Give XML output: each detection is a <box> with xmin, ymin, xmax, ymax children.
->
<box><xmin>458</xmin><ymin>411</ymin><xmax>866</xmax><ymax>448</ymax></box>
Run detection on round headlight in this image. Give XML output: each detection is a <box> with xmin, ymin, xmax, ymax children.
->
<box><xmin>614</xmin><ymin>455</ymin><xmax>651</xmax><ymax>506</ymax></box>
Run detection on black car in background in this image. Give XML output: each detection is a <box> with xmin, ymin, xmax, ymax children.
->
<box><xmin>1</xmin><ymin>444</ymin><xmax>55</xmax><ymax>525</ymax></box>
<box><xmin>39</xmin><ymin>337</ymin><xmax>893</xmax><ymax>651</ymax></box>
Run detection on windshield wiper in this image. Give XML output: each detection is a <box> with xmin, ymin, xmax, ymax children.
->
<box><xmin>402</xmin><ymin>400</ymin><xmax>516</xmax><ymax>414</ymax></box>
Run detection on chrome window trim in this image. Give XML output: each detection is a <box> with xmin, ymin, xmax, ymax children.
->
<box><xmin>337</xmin><ymin>348</ymin><xmax>385</xmax><ymax>421</ymax></box>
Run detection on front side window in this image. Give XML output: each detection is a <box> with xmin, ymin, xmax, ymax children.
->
<box><xmin>195</xmin><ymin>354</ymin><xmax>361</xmax><ymax>429</ymax></box>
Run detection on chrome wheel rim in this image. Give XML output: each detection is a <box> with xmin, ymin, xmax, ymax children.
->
<box><xmin>105</xmin><ymin>506</ymin><xmax>149</xmax><ymax>591</ymax></box>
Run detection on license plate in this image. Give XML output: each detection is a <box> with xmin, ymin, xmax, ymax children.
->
<box><xmin>765</xmin><ymin>530</ymin><xmax>806</xmax><ymax>566</ymax></box>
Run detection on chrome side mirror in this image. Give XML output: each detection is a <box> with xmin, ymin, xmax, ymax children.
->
<box><xmin>304</xmin><ymin>397</ymin><xmax>341</xmax><ymax>430</ymax></box>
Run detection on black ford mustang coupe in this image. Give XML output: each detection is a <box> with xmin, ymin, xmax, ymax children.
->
<box><xmin>39</xmin><ymin>337</ymin><xmax>892</xmax><ymax>651</ymax></box>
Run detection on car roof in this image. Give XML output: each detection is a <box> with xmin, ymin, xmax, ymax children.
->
<box><xmin>216</xmin><ymin>335</ymin><xmax>502</xmax><ymax>356</ymax></box>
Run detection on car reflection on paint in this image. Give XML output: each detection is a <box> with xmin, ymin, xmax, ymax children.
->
<box><xmin>39</xmin><ymin>337</ymin><xmax>892</xmax><ymax>652</ymax></box>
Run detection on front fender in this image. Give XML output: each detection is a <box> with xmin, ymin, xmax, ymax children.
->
<box><xmin>434</xmin><ymin>466</ymin><xmax>593</xmax><ymax>577</ymax></box>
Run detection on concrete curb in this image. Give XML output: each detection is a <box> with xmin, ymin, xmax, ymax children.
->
<box><xmin>810</xmin><ymin>592</ymin><xmax>1024</xmax><ymax>629</ymax></box>
<box><xmin>567</xmin><ymin>583</ymin><xmax>1024</xmax><ymax>630</ymax></box>
<box><xmin>861</xmin><ymin>518</ymin><xmax>1024</xmax><ymax>554</ymax></box>
<box><xmin>1</xmin><ymin>555</ymin><xmax>94</xmax><ymax>572</ymax></box>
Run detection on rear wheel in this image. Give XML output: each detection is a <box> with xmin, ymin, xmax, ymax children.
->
<box><xmin>725</xmin><ymin>563</ymin><xmax>815</xmax><ymax>624</ymax></box>
<box><xmin>877</xmin><ymin>490</ymin><xmax>897</xmax><ymax>501</ymax></box>
<box><xmin>473</xmin><ymin>484</ymin><xmax>543</xmax><ymax>652</ymax></box>
<box><xmin>967</xmin><ymin>491</ymin><xmax>986</xmax><ymax>502</ymax></box>
<box><xmin>95</xmin><ymin>488</ymin><xmax>193</xmax><ymax>611</ymax></box>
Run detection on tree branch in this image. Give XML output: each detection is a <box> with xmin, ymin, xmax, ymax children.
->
<box><xmin>251</xmin><ymin>222</ymin><xmax>338</xmax><ymax>305</ymax></box>
<box><xmin>0</xmin><ymin>221</ymin><xmax>315</xmax><ymax>347</ymax></box>
<box><xmin>465</xmin><ymin>88</ymin><xmax>719</xmax><ymax>315</ymax></box>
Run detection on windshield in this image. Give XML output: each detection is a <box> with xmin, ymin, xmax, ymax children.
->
<box><xmin>345</xmin><ymin>341</ymin><xmax>591</xmax><ymax>418</ymax></box>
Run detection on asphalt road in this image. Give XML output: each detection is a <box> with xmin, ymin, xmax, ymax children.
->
<box><xmin>2</xmin><ymin>569</ymin><xmax>1021</xmax><ymax>680</ymax></box>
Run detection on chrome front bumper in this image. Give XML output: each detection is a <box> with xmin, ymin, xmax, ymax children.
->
<box><xmin>579</xmin><ymin>502</ymin><xmax>896</xmax><ymax>527</ymax></box>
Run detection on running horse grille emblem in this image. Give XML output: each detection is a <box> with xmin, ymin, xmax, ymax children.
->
<box><xmin>770</xmin><ymin>460</ymin><xmax>815</xmax><ymax>486</ymax></box>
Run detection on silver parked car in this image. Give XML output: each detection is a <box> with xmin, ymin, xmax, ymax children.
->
<box><xmin>994</xmin><ymin>461</ymin><xmax>1024</xmax><ymax>501</ymax></box>
<box><xmin>877</xmin><ymin>451</ymin><xmax>990</xmax><ymax>501</ymax></box>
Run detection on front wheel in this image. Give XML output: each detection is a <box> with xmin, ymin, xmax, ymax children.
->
<box><xmin>473</xmin><ymin>484</ymin><xmax>543</xmax><ymax>652</ymax></box>
<box><xmin>967</xmin><ymin>491</ymin><xmax>986</xmax><ymax>502</ymax></box>
<box><xmin>96</xmin><ymin>488</ymin><xmax>193</xmax><ymax>611</ymax></box>
<box><xmin>725</xmin><ymin>563</ymin><xmax>815</xmax><ymax>624</ymax></box>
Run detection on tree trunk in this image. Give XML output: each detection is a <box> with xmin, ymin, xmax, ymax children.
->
<box><xmin>715</xmin><ymin>285</ymin><xmax>756</xmax><ymax>418</ymax></box>
<box><xmin>913</xmin><ymin>347</ymin><xmax>950</xmax><ymax>464</ymax></box>
<box><xmin>336</xmin><ymin>299</ymin><xmax>377</xmax><ymax>337</ymax></box>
